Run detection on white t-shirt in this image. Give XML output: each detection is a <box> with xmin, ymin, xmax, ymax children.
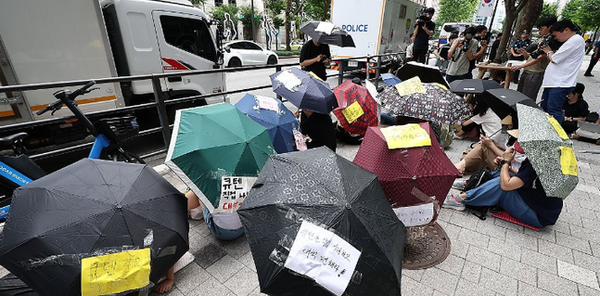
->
<box><xmin>471</xmin><ymin>111</ymin><xmax>502</xmax><ymax>141</ymax></box>
<box><xmin>542</xmin><ymin>34</ymin><xmax>585</xmax><ymax>88</ymax></box>
<box><xmin>212</xmin><ymin>212</ymin><xmax>243</xmax><ymax>230</ymax></box>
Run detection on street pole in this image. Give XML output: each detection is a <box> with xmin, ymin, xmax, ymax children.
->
<box><xmin>251</xmin><ymin>0</ymin><xmax>256</xmax><ymax>41</ymax></box>
<box><xmin>488</xmin><ymin>0</ymin><xmax>499</xmax><ymax>31</ymax></box>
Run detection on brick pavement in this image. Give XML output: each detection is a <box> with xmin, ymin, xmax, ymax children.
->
<box><xmin>1</xmin><ymin>56</ymin><xmax>599</xmax><ymax>296</ymax></box>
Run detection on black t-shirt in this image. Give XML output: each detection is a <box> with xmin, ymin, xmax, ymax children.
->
<box><xmin>413</xmin><ymin>21</ymin><xmax>435</xmax><ymax>49</ymax></box>
<box><xmin>516</xmin><ymin>159</ymin><xmax>563</xmax><ymax>226</ymax></box>
<box><xmin>439</xmin><ymin>45</ymin><xmax>451</xmax><ymax>60</ymax></box>
<box><xmin>300</xmin><ymin>41</ymin><xmax>331</xmax><ymax>81</ymax></box>
<box><xmin>300</xmin><ymin>111</ymin><xmax>336</xmax><ymax>152</ymax></box>
<box><xmin>562</xmin><ymin>98</ymin><xmax>589</xmax><ymax>118</ymax></box>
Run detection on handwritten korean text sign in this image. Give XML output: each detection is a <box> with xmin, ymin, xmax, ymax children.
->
<box><xmin>81</xmin><ymin>248</ymin><xmax>150</xmax><ymax>296</ymax></box>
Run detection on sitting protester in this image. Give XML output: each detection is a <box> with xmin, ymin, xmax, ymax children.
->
<box><xmin>444</xmin><ymin>142</ymin><xmax>563</xmax><ymax>228</ymax></box>
<box><xmin>561</xmin><ymin>83</ymin><xmax>589</xmax><ymax>135</ymax></box>
<box><xmin>454</xmin><ymin>97</ymin><xmax>502</xmax><ymax>141</ymax></box>
<box><xmin>571</xmin><ymin>109</ymin><xmax>600</xmax><ymax>145</ymax></box>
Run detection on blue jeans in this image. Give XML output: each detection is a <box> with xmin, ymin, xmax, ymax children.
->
<box><xmin>462</xmin><ymin>173</ymin><xmax>542</xmax><ymax>228</ymax></box>
<box><xmin>540</xmin><ymin>87</ymin><xmax>574</xmax><ymax>124</ymax></box>
<box><xmin>203</xmin><ymin>207</ymin><xmax>245</xmax><ymax>241</ymax></box>
<box><xmin>380</xmin><ymin>112</ymin><xmax>397</xmax><ymax>125</ymax></box>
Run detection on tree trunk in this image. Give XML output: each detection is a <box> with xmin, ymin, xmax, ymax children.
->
<box><xmin>513</xmin><ymin>0</ymin><xmax>543</xmax><ymax>41</ymax></box>
<box><xmin>286</xmin><ymin>0</ymin><xmax>292</xmax><ymax>51</ymax></box>
<box><xmin>493</xmin><ymin>0</ymin><xmax>528</xmax><ymax>63</ymax></box>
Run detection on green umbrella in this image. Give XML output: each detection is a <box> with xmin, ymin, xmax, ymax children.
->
<box><xmin>516</xmin><ymin>104</ymin><xmax>578</xmax><ymax>199</ymax></box>
<box><xmin>165</xmin><ymin>103</ymin><xmax>276</xmax><ymax>211</ymax></box>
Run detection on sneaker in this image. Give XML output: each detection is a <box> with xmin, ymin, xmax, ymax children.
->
<box><xmin>189</xmin><ymin>206</ymin><xmax>204</xmax><ymax>221</ymax></box>
<box><xmin>584</xmin><ymin>73</ymin><xmax>594</xmax><ymax>77</ymax></box>
<box><xmin>443</xmin><ymin>194</ymin><xmax>466</xmax><ymax>211</ymax></box>
<box><xmin>452</xmin><ymin>179</ymin><xmax>467</xmax><ymax>190</ymax></box>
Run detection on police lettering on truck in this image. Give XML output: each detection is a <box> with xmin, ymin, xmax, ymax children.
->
<box><xmin>342</xmin><ymin>24</ymin><xmax>368</xmax><ymax>33</ymax></box>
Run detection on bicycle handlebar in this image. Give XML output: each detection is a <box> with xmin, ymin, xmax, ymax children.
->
<box><xmin>36</xmin><ymin>81</ymin><xmax>97</xmax><ymax>116</ymax></box>
<box><xmin>70</xmin><ymin>81</ymin><xmax>96</xmax><ymax>99</ymax></box>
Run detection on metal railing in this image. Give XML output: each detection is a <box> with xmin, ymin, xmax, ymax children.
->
<box><xmin>0</xmin><ymin>52</ymin><xmax>404</xmax><ymax>162</ymax></box>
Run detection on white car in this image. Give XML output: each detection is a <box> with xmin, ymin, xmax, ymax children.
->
<box><xmin>223</xmin><ymin>40</ymin><xmax>278</xmax><ymax>68</ymax></box>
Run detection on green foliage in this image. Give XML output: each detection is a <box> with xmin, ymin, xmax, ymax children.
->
<box><xmin>537</xmin><ymin>2</ymin><xmax>558</xmax><ymax>25</ymax></box>
<box><xmin>211</xmin><ymin>4</ymin><xmax>240</xmax><ymax>23</ymax></box>
<box><xmin>436</xmin><ymin>0</ymin><xmax>479</xmax><ymax>27</ymax></box>
<box><xmin>562</xmin><ymin>0</ymin><xmax>600</xmax><ymax>31</ymax></box>
<box><xmin>189</xmin><ymin>0</ymin><xmax>207</xmax><ymax>6</ymax></box>
<box><xmin>274</xmin><ymin>49</ymin><xmax>301</xmax><ymax>56</ymax></box>
<box><xmin>239</xmin><ymin>5</ymin><xmax>261</xmax><ymax>28</ymax></box>
<box><xmin>304</xmin><ymin>0</ymin><xmax>331</xmax><ymax>21</ymax></box>
<box><xmin>264</xmin><ymin>0</ymin><xmax>286</xmax><ymax>16</ymax></box>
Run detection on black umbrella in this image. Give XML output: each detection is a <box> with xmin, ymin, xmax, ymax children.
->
<box><xmin>238</xmin><ymin>147</ymin><xmax>406</xmax><ymax>296</ymax></box>
<box><xmin>300</xmin><ymin>21</ymin><xmax>356</xmax><ymax>47</ymax></box>
<box><xmin>0</xmin><ymin>159</ymin><xmax>189</xmax><ymax>296</ymax></box>
<box><xmin>482</xmin><ymin>88</ymin><xmax>539</xmax><ymax>121</ymax></box>
<box><xmin>395</xmin><ymin>61</ymin><xmax>449</xmax><ymax>88</ymax></box>
<box><xmin>449</xmin><ymin>79</ymin><xmax>502</xmax><ymax>94</ymax></box>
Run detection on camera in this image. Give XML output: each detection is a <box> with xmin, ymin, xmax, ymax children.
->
<box><xmin>527</xmin><ymin>35</ymin><xmax>563</xmax><ymax>59</ymax></box>
<box><xmin>475</xmin><ymin>32</ymin><xmax>492</xmax><ymax>43</ymax></box>
<box><xmin>416</xmin><ymin>7</ymin><xmax>433</xmax><ymax>26</ymax></box>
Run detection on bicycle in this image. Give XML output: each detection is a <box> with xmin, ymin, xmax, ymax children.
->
<box><xmin>0</xmin><ymin>81</ymin><xmax>144</xmax><ymax>220</ymax></box>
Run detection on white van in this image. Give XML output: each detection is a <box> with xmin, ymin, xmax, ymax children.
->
<box><xmin>438</xmin><ymin>22</ymin><xmax>476</xmax><ymax>47</ymax></box>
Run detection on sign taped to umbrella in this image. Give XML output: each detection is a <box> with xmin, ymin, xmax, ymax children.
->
<box><xmin>341</xmin><ymin>101</ymin><xmax>364</xmax><ymax>123</ymax></box>
<box><xmin>215</xmin><ymin>176</ymin><xmax>257</xmax><ymax>213</ymax></box>
<box><xmin>547</xmin><ymin>116</ymin><xmax>569</xmax><ymax>139</ymax></box>
<box><xmin>392</xmin><ymin>203</ymin><xmax>434</xmax><ymax>227</ymax></box>
<box><xmin>394</xmin><ymin>76</ymin><xmax>425</xmax><ymax>96</ymax></box>
<box><xmin>559</xmin><ymin>147</ymin><xmax>578</xmax><ymax>176</ymax></box>
<box><xmin>256</xmin><ymin>95</ymin><xmax>280</xmax><ymax>112</ymax></box>
<box><xmin>380</xmin><ymin>124</ymin><xmax>432</xmax><ymax>149</ymax></box>
<box><xmin>81</xmin><ymin>248</ymin><xmax>151</xmax><ymax>296</ymax></box>
<box><xmin>274</xmin><ymin>70</ymin><xmax>303</xmax><ymax>91</ymax></box>
<box><xmin>284</xmin><ymin>221</ymin><xmax>361</xmax><ymax>296</ymax></box>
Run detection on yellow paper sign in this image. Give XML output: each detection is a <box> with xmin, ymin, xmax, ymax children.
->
<box><xmin>342</xmin><ymin>101</ymin><xmax>364</xmax><ymax>123</ymax></box>
<box><xmin>394</xmin><ymin>76</ymin><xmax>425</xmax><ymax>96</ymax></box>
<box><xmin>547</xmin><ymin>116</ymin><xmax>569</xmax><ymax>139</ymax></box>
<box><xmin>308</xmin><ymin>71</ymin><xmax>324</xmax><ymax>81</ymax></box>
<box><xmin>559</xmin><ymin>146</ymin><xmax>578</xmax><ymax>176</ymax></box>
<box><xmin>81</xmin><ymin>248</ymin><xmax>151</xmax><ymax>296</ymax></box>
<box><xmin>380</xmin><ymin>124</ymin><xmax>432</xmax><ymax>149</ymax></box>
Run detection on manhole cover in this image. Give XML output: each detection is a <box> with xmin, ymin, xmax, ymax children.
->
<box><xmin>402</xmin><ymin>222</ymin><xmax>451</xmax><ymax>269</ymax></box>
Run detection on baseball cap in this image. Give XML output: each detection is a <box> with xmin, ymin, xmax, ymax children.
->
<box><xmin>521</xmin><ymin>30</ymin><xmax>528</xmax><ymax>34</ymax></box>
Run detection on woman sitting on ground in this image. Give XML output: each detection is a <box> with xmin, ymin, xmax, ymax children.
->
<box><xmin>444</xmin><ymin>141</ymin><xmax>563</xmax><ymax>228</ymax></box>
<box><xmin>455</xmin><ymin>96</ymin><xmax>502</xmax><ymax>141</ymax></box>
<box><xmin>561</xmin><ymin>83</ymin><xmax>589</xmax><ymax>135</ymax></box>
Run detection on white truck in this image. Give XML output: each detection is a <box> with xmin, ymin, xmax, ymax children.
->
<box><xmin>330</xmin><ymin>0</ymin><xmax>422</xmax><ymax>73</ymax></box>
<box><xmin>0</xmin><ymin>0</ymin><xmax>225</xmax><ymax>147</ymax></box>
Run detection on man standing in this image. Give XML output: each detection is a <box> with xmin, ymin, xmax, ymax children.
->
<box><xmin>510</xmin><ymin>17</ymin><xmax>557</xmax><ymax>101</ymax></box>
<box><xmin>445</xmin><ymin>26</ymin><xmax>488</xmax><ymax>83</ymax></box>
<box><xmin>412</xmin><ymin>7</ymin><xmax>435</xmax><ymax>64</ymax></box>
<box><xmin>299</xmin><ymin>39</ymin><xmax>331</xmax><ymax>81</ymax></box>
<box><xmin>509</xmin><ymin>31</ymin><xmax>533</xmax><ymax>83</ymax></box>
<box><xmin>489</xmin><ymin>33</ymin><xmax>502</xmax><ymax>62</ymax></box>
<box><xmin>540</xmin><ymin>20</ymin><xmax>585</xmax><ymax>124</ymax></box>
<box><xmin>584</xmin><ymin>39</ymin><xmax>600</xmax><ymax>77</ymax></box>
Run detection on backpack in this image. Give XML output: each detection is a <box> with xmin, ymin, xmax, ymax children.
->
<box><xmin>463</xmin><ymin>166</ymin><xmax>495</xmax><ymax>220</ymax></box>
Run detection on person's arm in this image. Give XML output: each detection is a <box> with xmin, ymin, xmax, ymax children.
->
<box><xmin>481</xmin><ymin>135</ymin><xmax>505</xmax><ymax>157</ymax></box>
<box><xmin>461</xmin><ymin>117</ymin><xmax>474</xmax><ymax>126</ymax></box>
<box><xmin>473</xmin><ymin>40</ymin><xmax>488</xmax><ymax>60</ymax></box>
<box><xmin>499</xmin><ymin>148</ymin><xmax>525</xmax><ymax>191</ymax></box>
<box><xmin>447</xmin><ymin>40</ymin><xmax>459</xmax><ymax>59</ymax></box>
<box><xmin>422</xmin><ymin>22</ymin><xmax>435</xmax><ymax>37</ymax></box>
<box><xmin>413</xmin><ymin>25</ymin><xmax>419</xmax><ymax>39</ymax></box>
<box><xmin>594</xmin><ymin>46</ymin><xmax>600</xmax><ymax>59</ymax></box>
<box><xmin>511</xmin><ymin>53</ymin><xmax>545</xmax><ymax>71</ymax></box>
<box><xmin>433</xmin><ymin>48</ymin><xmax>443</xmax><ymax>60</ymax></box>
<box><xmin>299</xmin><ymin>43</ymin><xmax>323</xmax><ymax>68</ymax></box>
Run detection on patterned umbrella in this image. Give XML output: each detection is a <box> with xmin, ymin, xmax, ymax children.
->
<box><xmin>516</xmin><ymin>104</ymin><xmax>578</xmax><ymax>199</ymax></box>
<box><xmin>270</xmin><ymin>68</ymin><xmax>338</xmax><ymax>114</ymax></box>
<box><xmin>378</xmin><ymin>82</ymin><xmax>470</xmax><ymax>124</ymax></box>
<box><xmin>353</xmin><ymin>123</ymin><xmax>458</xmax><ymax>223</ymax></box>
<box><xmin>332</xmin><ymin>80</ymin><xmax>378</xmax><ymax>136</ymax></box>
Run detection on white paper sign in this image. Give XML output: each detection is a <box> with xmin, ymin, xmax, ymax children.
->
<box><xmin>392</xmin><ymin>203</ymin><xmax>434</xmax><ymax>227</ymax></box>
<box><xmin>256</xmin><ymin>95</ymin><xmax>280</xmax><ymax>112</ymax></box>
<box><xmin>284</xmin><ymin>221</ymin><xmax>361</xmax><ymax>296</ymax></box>
<box><xmin>293</xmin><ymin>129</ymin><xmax>307</xmax><ymax>151</ymax></box>
<box><xmin>214</xmin><ymin>176</ymin><xmax>257</xmax><ymax>213</ymax></box>
<box><xmin>275</xmin><ymin>70</ymin><xmax>302</xmax><ymax>92</ymax></box>
<box><xmin>315</xmin><ymin>22</ymin><xmax>335</xmax><ymax>34</ymax></box>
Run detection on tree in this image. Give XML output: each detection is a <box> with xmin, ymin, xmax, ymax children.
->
<box><xmin>513</xmin><ymin>0</ymin><xmax>543</xmax><ymax>42</ymax></box>
<box><xmin>493</xmin><ymin>0</ymin><xmax>527</xmax><ymax>63</ymax></box>
<box><xmin>189</xmin><ymin>0</ymin><xmax>207</xmax><ymax>8</ymax></box>
<box><xmin>304</xmin><ymin>0</ymin><xmax>331</xmax><ymax>21</ymax></box>
<box><xmin>239</xmin><ymin>5</ymin><xmax>261</xmax><ymax>40</ymax></box>
<box><xmin>211</xmin><ymin>4</ymin><xmax>240</xmax><ymax>23</ymax></box>
<box><xmin>435</xmin><ymin>0</ymin><xmax>479</xmax><ymax>28</ymax></box>
<box><xmin>537</xmin><ymin>2</ymin><xmax>558</xmax><ymax>24</ymax></box>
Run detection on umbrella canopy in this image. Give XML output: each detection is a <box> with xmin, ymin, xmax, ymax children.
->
<box><xmin>165</xmin><ymin>103</ymin><xmax>275</xmax><ymax>211</ymax></box>
<box><xmin>378</xmin><ymin>81</ymin><xmax>471</xmax><ymax>124</ymax></box>
<box><xmin>381</xmin><ymin>73</ymin><xmax>402</xmax><ymax>86</ymax></box>
<box><xmin>235</xmin><ymin>93</ymin><xmax>299</xmax><ymax>153</ymax></box>
<box><xmin>449</xmin><ymin>79</ymin><xmax>502</xmax><ymax>94</ymax></box>
<box><xmin>332</xmin><ymin>80</ymin><xmax>378</xmax><ymax>136</ymax></box>
<box><xmin>516</xmin><ymin>104</ymin><xmax>578</xmax><ymax>199</ymax></box>
<box><xmin>238</xmin><ymin>147</ymin><xmax>406</xmax><ymax>296</ymax></box>
<box><xmin>482</xmin><ymin>88</ymin><xmax>539</xmax><ymax>121</ymax></box>
<box><xmin>270</xmin><ymin>68</ymin><xmax>338</xmax><ymax>114</ymax></box>
<box><xmin>300</xmin><ymin>21</ymin><xmax>356</xmax><ymax>47</ymax></box>
<box><xmin>0</xmin><ymin>159</ymin><xmax>189</xmax><ymax>296</ymax></box>
<box><xmin>395</xmin><ymin>61</ymin><xmax>449</xmax><ymax>88</ymax></box>
<box><xmin>353</xmin><ymin>123</ymin><xmax>458</xmax><ymax>221</ymax></box>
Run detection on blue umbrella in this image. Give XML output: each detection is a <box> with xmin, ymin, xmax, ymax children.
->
<box><xmin>270</xmin><ymin>68</ymin><xmax>338</xmax><ymax>114</ymax></box>
<box><xmin>235</xmin><ymin>93</ymin><xmax>299</xmax><ymax>153</ymax></box>
<box><xmin>381</xmin><ymin>73</ymin><xmax>401</xmax><ymax>86</ymax></box>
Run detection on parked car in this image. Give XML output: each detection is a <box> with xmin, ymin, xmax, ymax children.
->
<box><xmin>223</xmin><ymin>40</ymin><xmax>278</xmax><ymax>67</ymax></box>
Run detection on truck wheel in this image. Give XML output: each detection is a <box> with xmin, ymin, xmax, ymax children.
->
<box><xmin>267</xmin><ymin>55</ymin><xmax>278</xmax><ymax>65</ymax></box>
<box><xmin>228</xmin><ymin>58</ymin><xmax>242</xmax><ymax>68</ymax></box>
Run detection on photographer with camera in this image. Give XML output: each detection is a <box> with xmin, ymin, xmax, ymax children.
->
<box><xmin>510</xmin><ymin>17</ymin><xmax>557</xmax><ymax>101</ymax></box>
<box><xmin>446</xmin><ymin>26</ymin><xmax>488</xmax><ymax>83</ymax></box>
<box><xmin>412</xmin><ymin>7</ymin><xmax>435</xmax><ymax>64</ymax></box>
<box><xmin>540</xmin><ymin>19</ymin><xmax>585</xmax><ymax>124</ymax></box>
